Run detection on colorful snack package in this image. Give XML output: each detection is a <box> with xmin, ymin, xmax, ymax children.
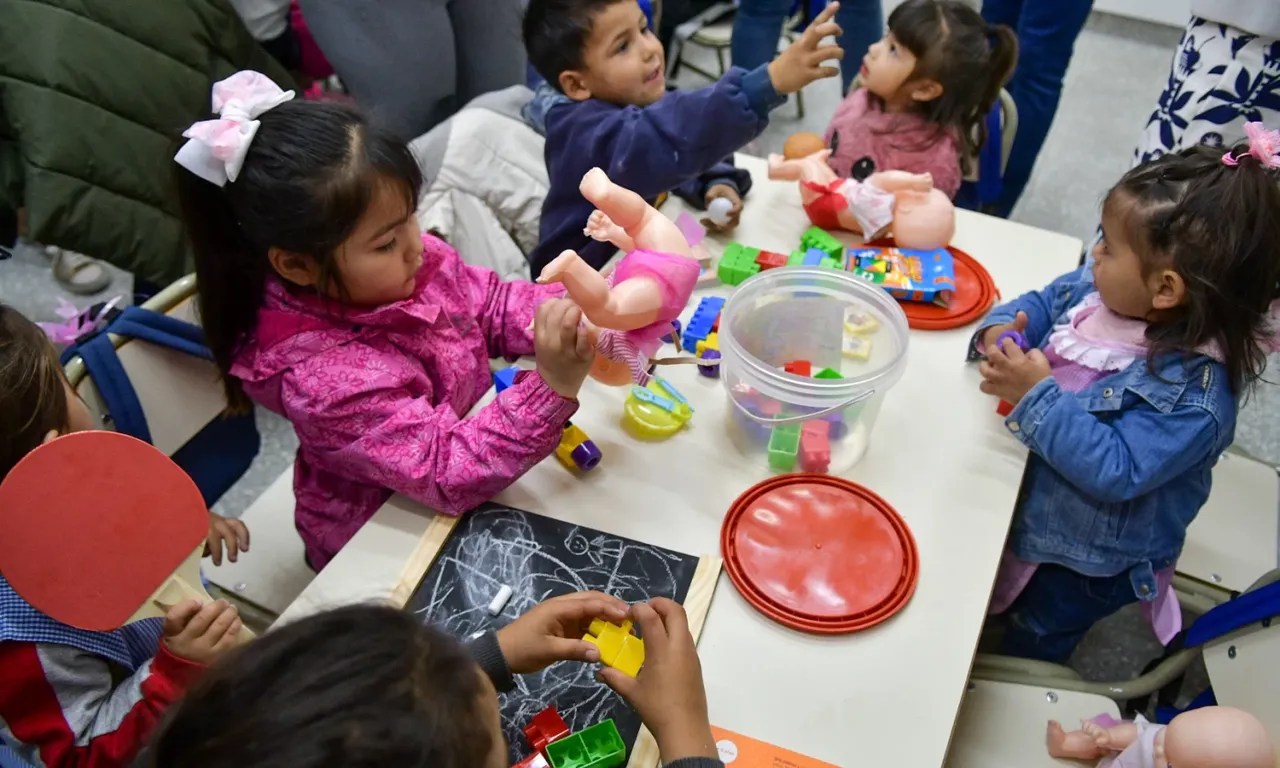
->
<box><xmin>846</xmin><ymin>246</ymin><xmax>957</xmax><ymax>307</ymax></box>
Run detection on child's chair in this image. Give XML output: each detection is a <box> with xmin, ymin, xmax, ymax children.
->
<box><xmin>666</xmin><ymin>2</ymin><xmax>808</xmax><ymax>117</ymax></box>
<box><xmin>953</xmin><ymin>89</ymin><xmax>1018</xmax><ymax>214</ymax></box>
<box><xmin>945</xmin><ymin>572</ymin><xmax>1280</xmax><ymax>766</ymax></box>
<box><xmin>61</xmin><ymin>276</ymin><xmax>315</xmax><ymax>621</ymax></box>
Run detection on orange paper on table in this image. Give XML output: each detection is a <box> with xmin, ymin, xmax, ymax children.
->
<box><xmin>710</xmin><ymin>726</ymin><xmax>839</xmax><ymax>767</ymax></box>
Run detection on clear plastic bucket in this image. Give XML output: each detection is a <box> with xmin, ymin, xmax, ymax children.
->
<box><xmin>719</xmin><ymin>267</ymin><xmax>909</xmax><ymax>474</ymax></box>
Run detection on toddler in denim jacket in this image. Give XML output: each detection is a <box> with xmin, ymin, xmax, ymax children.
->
<box><xmin>973</xmin><ymin>133</ymin><xmax>1280</xmax><ymax>662</ymax></box>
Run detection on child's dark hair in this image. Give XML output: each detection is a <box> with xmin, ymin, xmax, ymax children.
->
<box><xmin>886</xmin><ymin>0</ymin><xmax>1018</xmax><ymax>164</ymax></box>
<box><xmin>143</xmin><ymin>605</ymin><xmax>494</xmax><ymax>768</ymax></box>
<box><xmin>176</xmin><ymin>101</ymin><xmax>423</xmax><ymax>412</ymax></box>
<box><xmin>0</xmin><ymin>304</ymin><xmax>70</xmax><ymax>481</ymax></box>
<box><xmin>523</xmin><ymin>0</ymin><xmax>621</xmax><ymax>89</ymax></box>
<box><xmin>1105</xmin><ymin>142</ymin><xmax>1280</xmax><ymax>394</ymax></box>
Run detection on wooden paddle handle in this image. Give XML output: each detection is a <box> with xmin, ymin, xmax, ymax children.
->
<box><xmin>129</xmin><ymin>545</ymin><xmax>256</xmax><ymax>643</ymax></box>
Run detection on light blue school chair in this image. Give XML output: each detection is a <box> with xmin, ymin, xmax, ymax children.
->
<box><xmin>62</xmin><ymin>276</ymin><xmax>316</xmax><ymax>622</ymax></box>
<box><xmin>946</xmin><ymin>572</ymin><xmax>1280</xmax><ymax>766</ymax></box>
<box><xmin>666</xmin><ymin>1</ymin><xmax>808</xmax><ymax>117</ymax></box>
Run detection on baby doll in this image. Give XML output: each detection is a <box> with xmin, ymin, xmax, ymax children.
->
<box><xmin>767</xmin><ymin>132</ymin><xmax>956</xmax><ymax>249</ymax></box>
<box><xmin>1046</xmin><ymin>707</ymin><xmax>1275</xmax><ymax>768</ymax></box>
<box><xmin>538</xmin><ymin>168</ymin><xmax>701</xmax><ymax>386</ymax></box>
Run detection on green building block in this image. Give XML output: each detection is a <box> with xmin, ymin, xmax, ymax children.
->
<box><xmin>814</xmin><ymin>367</ymin><xmax>843</xmax><ymax>379</ymax></box>
<box><xmin>718</xmin><ymin>242</ymin><xmax>763</xmax><ymax>286</ymax></box>
<box><xmin>545</xmin><ymin>720</ymin><xmax>626</xmax><ymax>768</ymax></box>
<box><xmin>787</xmin><ymin>250</ymin><xmax>807</xmax><ymax>266</ymax></box>
<box><xmin>767</xmin><ymin>423</ymin><xmax>801</xmax><ymax>471</ymax></box>
<box><xmin>800</xmin><ymin>226</ymin><xmax>843</xmax><ymax>259</ymax></box>
<box><xmin>818</xmin><ymin>256</ymin><xmax>841</xmax><ymax>270</ymax></box>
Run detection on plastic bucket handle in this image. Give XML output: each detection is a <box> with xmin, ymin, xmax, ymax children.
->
<box><xmin>729</xmin><ymin>386</ymin><xmax>877</xmax><ymax>426</ymax></box>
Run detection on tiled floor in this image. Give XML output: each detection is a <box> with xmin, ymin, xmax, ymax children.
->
<box><xmin>0</xmin><ymin>11</ymin><xmax>1264</xmax><ymax>688</ymax></box>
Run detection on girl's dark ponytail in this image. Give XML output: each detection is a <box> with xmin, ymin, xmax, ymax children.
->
<box><xmin>174</xmin><ymin>98</ymin><xmax>423</xmax><ymax>414</ymax></box>
<box><xmin>1108</xmin><ymin>140</ymin><xmax>1280</xmax><ymax>394</ymax></box>
<box><xmin>176</xmin><ymin>167</ymin><xmax>270</xmax><ymax>413</ymax></box>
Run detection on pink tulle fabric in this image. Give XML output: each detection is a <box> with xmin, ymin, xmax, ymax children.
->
<box><xmin>592</xmin><ymin>248</ymin><xmax>700</xmax><ymax>386</ymax></box>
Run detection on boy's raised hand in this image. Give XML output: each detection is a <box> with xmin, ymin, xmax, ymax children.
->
<box><xmin>768</xmin><ymin>2</ymin><xmax>844</xmax><ymax>96</ymax></box>
<box><xmin>598</xmin><ymin>599</ymin><xmax>718</xmax><ymax>761</ymax></box>
<box><xmin>496</xmin><ymin>591</ymin><xmax>630</xmax><ymax>674</ymax></box>
<box><xmin>535</xmin><ymin>298</ymin><xmax>596</xmax><ymax>399</ymax></box>
<box><xmin>163</xmin><ymin>599</ymin><xmax>242</xmax><ymax>665</ymax></box>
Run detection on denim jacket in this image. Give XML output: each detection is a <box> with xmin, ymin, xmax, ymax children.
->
<box><xmin>978</xmin><ymin>268</ymin><xmax>1237</xmax><ymax>596</ymax></box>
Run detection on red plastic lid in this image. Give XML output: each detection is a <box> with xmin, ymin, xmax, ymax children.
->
<box><xmin>721</xmin><ymin>475</ymin><xmax>918</xmax><ymax>634</ymax></box>
<box><xmin>868</xmin><ymin>240</ymin><xmax>997</xmax><ymax>331</ymax></box>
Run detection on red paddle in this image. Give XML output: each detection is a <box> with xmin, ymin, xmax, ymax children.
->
<box><xmin>0</xmin><ymin>432</ymin><xmax>244</xmax><ymax>634</ymax></box>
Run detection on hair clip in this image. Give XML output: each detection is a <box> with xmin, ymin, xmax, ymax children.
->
<box><xmin>1221</xmin><ymin>122</ymin><xmax>1280</xmax><ymax>169</ymax></box>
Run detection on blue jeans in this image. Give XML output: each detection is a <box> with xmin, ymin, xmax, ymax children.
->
<box><xmin>1000</xmin><ymin>563</ymin><xmax>1140</xmax><ymax>663</ymax></box>
<box><xmin>731</xmin><ymin>0</ymin><xmax>883</xmax><ymax>95</ymax></box>
<box><xmin>982</xmin><ymin>0</ymin><xmax>1094</xmax><ymax>217</ymax></box>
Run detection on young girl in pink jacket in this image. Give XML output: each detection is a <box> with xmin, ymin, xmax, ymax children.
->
<box><xmin>175</xmin><ymin>72</ymin><xmax>595</xmax><ymax>570</ymax></box>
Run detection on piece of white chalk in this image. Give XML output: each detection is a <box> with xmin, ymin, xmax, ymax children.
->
<box><xmin>707</xmin><ymin>196</ymin><xmax>734</xmax><ymax>226</ymax></box>
<box><xmin>488</xmin><ymin>585</ymin><xmax>514</xmax><ymax>615</ymax></box>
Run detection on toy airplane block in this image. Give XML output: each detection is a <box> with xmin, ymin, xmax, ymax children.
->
<box><xmin>711</xmin><ymin>311</ymin><xmax>721</xmax><ymax>332</ymax></box>
<box><xmin>555</xmin><ymin>422</ymin><xmax>602</xmax><ymax>472</ymax></box>
<box><xmin>524</xmin><ymin>706</ymin><xmax>571</xmax><ymax>757</ymax></box>
<box><xmin>583</xmin><ymin>619</ymin><xmax>644</xmax><ymax>677</ymax></box>
<box><xmin>695</xmin><ymin>332</ymin><xmax>719</xmax><ymax>356</ymax></box>
<box><xmin>783</xmin><ymin>360</ymin><xmax>812</xmax><ymax>377</ymax></box>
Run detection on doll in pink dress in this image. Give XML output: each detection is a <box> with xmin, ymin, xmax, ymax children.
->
<box><xmin>538</xmin><ymin>167</ymin><xmax>701</xmax><ymax>386</ymax></box>
<box><xmin>1046</xmin><ymin>707</ymin><xmax>1274</xmax><ymax>768</ymax></box>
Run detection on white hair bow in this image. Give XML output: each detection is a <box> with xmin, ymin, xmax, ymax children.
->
<box><xmin>174</xmin><ymin>71</ymin><xmax>295</xmax><ymax>186</ymax></box>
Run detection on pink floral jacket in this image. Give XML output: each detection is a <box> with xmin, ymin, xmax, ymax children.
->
<box><xmin>231</xmin><ymin>234</ymin><xmax>575</xmax><ymax>569</ymax></box>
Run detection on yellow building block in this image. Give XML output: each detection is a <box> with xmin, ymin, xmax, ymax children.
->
<box><xmin>611</xmin><ymin>634</ymin><xmax>645</xmax><ymax>677</ymax></box>
<box><xmin>554</xmin><ymin>423</ymin><xmax>592</xmax><ymax>470</ymax></box>
<box><xmin>695</xmin><ymin>332</ymin><xmax>719</xmax><ymax>356</ymax></box>
<box><xmin>583</xmin><ymin>619</ymin><xmax>642</xmax><ymax>672</ymax></box>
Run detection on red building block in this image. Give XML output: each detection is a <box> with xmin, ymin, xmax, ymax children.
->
<box><xmin>799</xmin><ymin>421</ymin><xmax>831</xmax><ymax>473</ymax></box>
<box><xmin>996</xmin><ymin>400</ymin><xmax>1014</xmax><ymax>417</ymax></box>
<box><xmin>755</xmin><ymin>250</ymin><xmax>789</xmax><ymax>270</ymax></box>
<box><xmin>784</xmin><ymin>360</ymin><xmax>812</xmax><ymax>377</ymax></box>
<box><xmin>523</xmin><ymin>706</ymin><xmax>570</xmax><ymax>757</ymax></box>
<box><xmin>511</xmin><ymin>754</ymin><xmax>550</xmax><ymax>768</ymax></box>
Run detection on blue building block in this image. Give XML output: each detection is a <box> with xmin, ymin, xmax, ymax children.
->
<box><xmin>494</xmin><ymin>366</ymin><xmax>520</xmax><ymax>394</ymax></box>
<box><xmin>681</xmin><ymin>296</ymin><xmax>726</xmax><ymax>352</ymax></box>
<box><xmin>802</xmin><ymin>248</ymin><xmax>827</xmax><ymax>267</ymax></box>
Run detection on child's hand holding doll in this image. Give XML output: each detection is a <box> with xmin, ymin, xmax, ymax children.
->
<box><xmin>534</xmin><ymin>298</ymin><xmax>597</xmax><ymax>399</ymax></box>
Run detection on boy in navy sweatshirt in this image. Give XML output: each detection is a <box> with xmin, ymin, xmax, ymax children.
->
<box><xmin>523</xmin><ymin>0</ymin><xmax>845</xmax><ymax>276</ymax></box>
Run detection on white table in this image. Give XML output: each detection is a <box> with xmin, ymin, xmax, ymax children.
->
<box><xmin>278</xmin><ymin>154</ymin><xmax>1083</xmax><ymax>767</ymax></box>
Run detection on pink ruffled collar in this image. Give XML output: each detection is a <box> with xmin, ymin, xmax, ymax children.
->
<box><xmin>1049</xmin><ymin>292</ymin><xmax>1229</xmax><ymax>371</ymax></box>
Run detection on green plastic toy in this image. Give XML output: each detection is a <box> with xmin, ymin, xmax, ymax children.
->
<box><xmin>767</xmin><ymin>423</ymin><xmax>801</xmax><ymax>471</ymax></box>
<box><xmin>545</xmin><ymin>720</ymin><xmax>627</xmax><ymax>768</ymax></box>
<box><xmin>800</xmin><ymin>226</ymin><xmax>843</xmax><ymax>260</ymax></box>
<box><xmin>718</xmin><ymin>242</ymin><xmax>763</xmax><ymax>286</ymax></box>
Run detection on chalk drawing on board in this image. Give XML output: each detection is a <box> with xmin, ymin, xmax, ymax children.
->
<box><xmin>405</xmin><ymin>506</ymin><xmax>699</xmax><ymax>764</ymax></box>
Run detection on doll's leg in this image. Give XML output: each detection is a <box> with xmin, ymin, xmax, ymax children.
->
<box><xmin>537</xmin><ymin>250</ymin><xmax>610</xmax><ymax>308</ymax></box>
<box><xmin>580</xmin><ymin>168</ymin><xmax>687</xmax><ymax>254</ymax></box>
<box><xmin>1082</xmin><ymin>721</ymin><xmax>1138</xmax><ymax>751</ymax></box>
<box><xmin>1046</xmin><ymin>721</ymin><xmax>1106</xmax><ymax>760</ymax></box>
<box><xmin>585</xmin><ymin>210</ymin><xmax>637</xmax><ymax>252</ymax></box>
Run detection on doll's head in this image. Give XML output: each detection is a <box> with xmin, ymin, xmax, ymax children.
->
<box><xmin>783</xmin><ymin>132</ymin><xmax>827</xmax><ymax>160</ymax></box>
<box><xmin>1160</xmin><ymin>707</ymin><xmax>1275</xmax><ymax>768</ymax></box>
<box><xmin>859</xmin><ymin>0</ymin><xmax>1017</xmax><ymax>160</ymax></box>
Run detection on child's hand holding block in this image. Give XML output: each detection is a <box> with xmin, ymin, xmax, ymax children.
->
<box><xmin>583</xmin><ymin>619</ymin><xmax>645</xmax><ymax>677</ymax></box>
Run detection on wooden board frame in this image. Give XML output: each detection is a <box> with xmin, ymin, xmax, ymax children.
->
<box><xmin>388</xmin><ymin>511</ymin><xmax>724</xmax><ymax>768</ymax></box>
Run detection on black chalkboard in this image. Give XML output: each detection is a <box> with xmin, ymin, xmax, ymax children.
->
<box><xmin>403</xmin><ymin>503</ymin><xmax>701</xmax><ymax>765</ymax></box>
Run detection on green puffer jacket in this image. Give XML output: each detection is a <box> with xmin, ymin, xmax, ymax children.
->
<box><xmin>0</xmin><ymin>0</ymin><xmax>291</xmax><ymax>285</ymax></box>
